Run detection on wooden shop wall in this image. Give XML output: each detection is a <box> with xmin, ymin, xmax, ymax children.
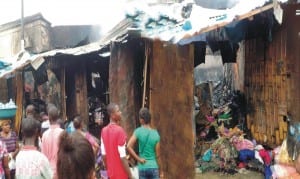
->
<box><xmin>109</xmin><ymin>39</ymin><xmax>195</xmax><ymax>178</ymax></box>
<box><xmin>109</xmin><ymin>40</ymin><xmax>143</xmax><ymax>137</ymax></box>
<box><xmin>245</xmin><ymin>4</ymin><xmax>300</xmax><ymax>146</ymax></box>
<box><xmin>150</xmin><ymin>40</ymin><xmax>195</xmax><ymax>178</ymax></box>
<box><xmin>57</xmin><ymin>57</ymin><xmax>89</xmax><ymax>125</ymax></box>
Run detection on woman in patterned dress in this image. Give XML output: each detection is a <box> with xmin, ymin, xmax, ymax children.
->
<box><xmin>0</xmin><ymin>120</ymin><xmax>19</xmax><ymax>179</ymax></box>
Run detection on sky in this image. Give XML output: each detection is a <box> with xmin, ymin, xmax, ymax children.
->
<box><xmin>0</xmin><ymin>0</ymin><xmax>129</xmax><ymax>33</ymax></box>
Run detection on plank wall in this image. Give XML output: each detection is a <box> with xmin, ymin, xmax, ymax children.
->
<box><xmin>150</xmin><ymin>40</ymin><xmax>195</xmax><ymax>178</ymax></box>
<box><xmin>74</xmin><ymin>61</ymin><xmax>89</xmax><ymax>126</ymax></box>
<box><xmin>109</xmin><ymin>40</ymin><xmax>142</xmax><ymax>137</ymax></box>
<box><xmin>245</xmin><ymin>4</ymin><xmax>300</xmax><ymax>145</ymax></box>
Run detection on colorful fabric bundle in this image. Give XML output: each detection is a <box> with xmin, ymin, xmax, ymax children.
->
<box><xmin>239</xmin><ymin>149</ymin><xmax>255</xmax><ymax>162</ymax></box>
<box><xmin>231</xmin><ymin>136</ymin><xmax>254</xmax><ymax>151</ymax></box>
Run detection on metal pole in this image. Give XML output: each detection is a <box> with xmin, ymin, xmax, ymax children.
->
<box><xmin>21</xmin><ymin>0</ymin><xmax>25</xmax><ymax>50</ymax></box>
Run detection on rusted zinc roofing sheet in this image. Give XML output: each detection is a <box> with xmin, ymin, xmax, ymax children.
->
<box><xmin>126</xmin><ymin>0</ymin><xmax>285</xmax><ymax>43</ymax></box>
<box><xmin>0</xmin><ymin>0</ymin><xmax>287</xmax><ymax>78</ymax></box>
<box><xmin>0</xmin><ymin>19</ymin><xmax>133</xmax><ymax>78</ymax></box>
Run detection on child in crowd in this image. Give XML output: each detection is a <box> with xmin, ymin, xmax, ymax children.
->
<box><xmin>73</xmin><ymin>115</ymin><xmax>99</xmax><ymax>155</ymax></box>
<box><xmin>16</xmin><ymin>117</ymin><xmax>53</xmax><ymax>179</ymax></box>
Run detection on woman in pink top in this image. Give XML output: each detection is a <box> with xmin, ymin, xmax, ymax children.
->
<box><xmin>73</xmin><ymin>115</ymin><xmax>99</xmax><ymax>155</ymax></box>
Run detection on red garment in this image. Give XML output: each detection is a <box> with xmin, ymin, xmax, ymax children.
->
<box><xmin>101</xmin><ymin>123</ymin><xmax>128</xmax><ymax>179</ymax></box>
<box><xmin>259</xmin><ymin>149</ymin><xmax>272</xmax><ymax>165</ymax></box>
<box><xmin>238</xmin><ymin>162</ymin><xmax>246</xmax><ymax>168</ymax></box>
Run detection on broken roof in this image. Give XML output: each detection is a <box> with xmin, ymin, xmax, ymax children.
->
<box><xmin>126</xmin><ymin>0</ymin><xmax>286</xmax><ymax>43</ymax></box>
<box><xmin>0</xmin><ymin>19</ymin><xmax>132</xmax><ymax>78</ymax></box>
<box><xmin>0</xmin><ymin>0</ymin><xmax>288</xmax><ymax>78</ymax></box>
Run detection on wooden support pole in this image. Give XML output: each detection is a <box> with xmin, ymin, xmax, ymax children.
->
<box><xmin>15</xmin><ymin>71</ymin><xmax>24</xmax><ymax>136</ymax></box>
<box><xmin>142</xmin><ymin>44</ymin><xmax>149</xmax><ymax>108</ymax></box>
<box><xmin>60</xmin><ymin>67</ymin><xmax>66</xmax><ymax>121</ymax></box>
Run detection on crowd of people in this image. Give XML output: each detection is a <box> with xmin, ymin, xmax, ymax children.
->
<box><xmin>0</xmin><ymin>102</ymin><xmax>162</xmax><ymax>179</ymax></box>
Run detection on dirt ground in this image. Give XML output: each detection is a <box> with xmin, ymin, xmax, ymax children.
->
<box><xmin>195</xmin><ymin>169</ymin><xmax>264</xmax><ymax>179</ymax></box>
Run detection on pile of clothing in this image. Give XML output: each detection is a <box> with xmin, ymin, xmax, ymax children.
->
<box><xmin>197</xmin><ymin>125</ymin><xmax>274</xmax><ymax>178</ymax></box>
<box><xmin>197</xmin><ymin>122</ymin><xmax>300</xmax><ymax>178</ymax></box>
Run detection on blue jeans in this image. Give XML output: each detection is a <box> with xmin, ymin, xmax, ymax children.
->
<box><xmin>139</xmin><ymin>168</ymin><xmax>159</xmax><ymax>179</ymax></box>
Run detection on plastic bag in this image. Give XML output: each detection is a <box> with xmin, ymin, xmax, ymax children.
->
<box><xmin>130</xmin><ymin>166</ymin><xmax>139</xmax><ymax>179</ymax></box>
<box><xmin>202</xmin><ymin>149</ymin><xmax>212</xmax><ymax>162</ymax></box>
<box><xmin>275</xmin><ymin>139</ymin><xmax>294</xmax><ymax>166</ymax></box>
<box><xmin>8</xmin><ymin>154</ymin><xmax>16</xmax><ymax>170</ymax></box>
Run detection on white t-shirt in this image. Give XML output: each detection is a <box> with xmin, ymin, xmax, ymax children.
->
<box><xmin>41</xmin><ymin>120</ymin><xmax>50</xmax><ymax>129</ymax></box>
<box><xmin>16</xmin><ymin>146</ymin><xmax>53</xmax><ymax>179</ymax></box>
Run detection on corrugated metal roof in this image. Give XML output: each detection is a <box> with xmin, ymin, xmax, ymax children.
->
<box><xmin>0</xmin><ymin>19</ymin><xmax>133</xmax><ymax>78</ymax></box>
<box><xmin>127</xmin><ymin>0</ymin><xmax>285</xmax><ymax>43</ymax></box>
<box><xmin>0</xmin><ymin>0</ymin><xmax>287</xmax><ymax>78</ymax></box>
<box><xmin>33</xmin><ymin>18</ymin><xmax>132</xmax><ymax>57</ymax></box>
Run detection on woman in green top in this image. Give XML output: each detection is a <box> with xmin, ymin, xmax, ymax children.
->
<box><xmin>127</xmin><ymin>108</ymin><xmax>162</xmax><ymax>179</ymax></box>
